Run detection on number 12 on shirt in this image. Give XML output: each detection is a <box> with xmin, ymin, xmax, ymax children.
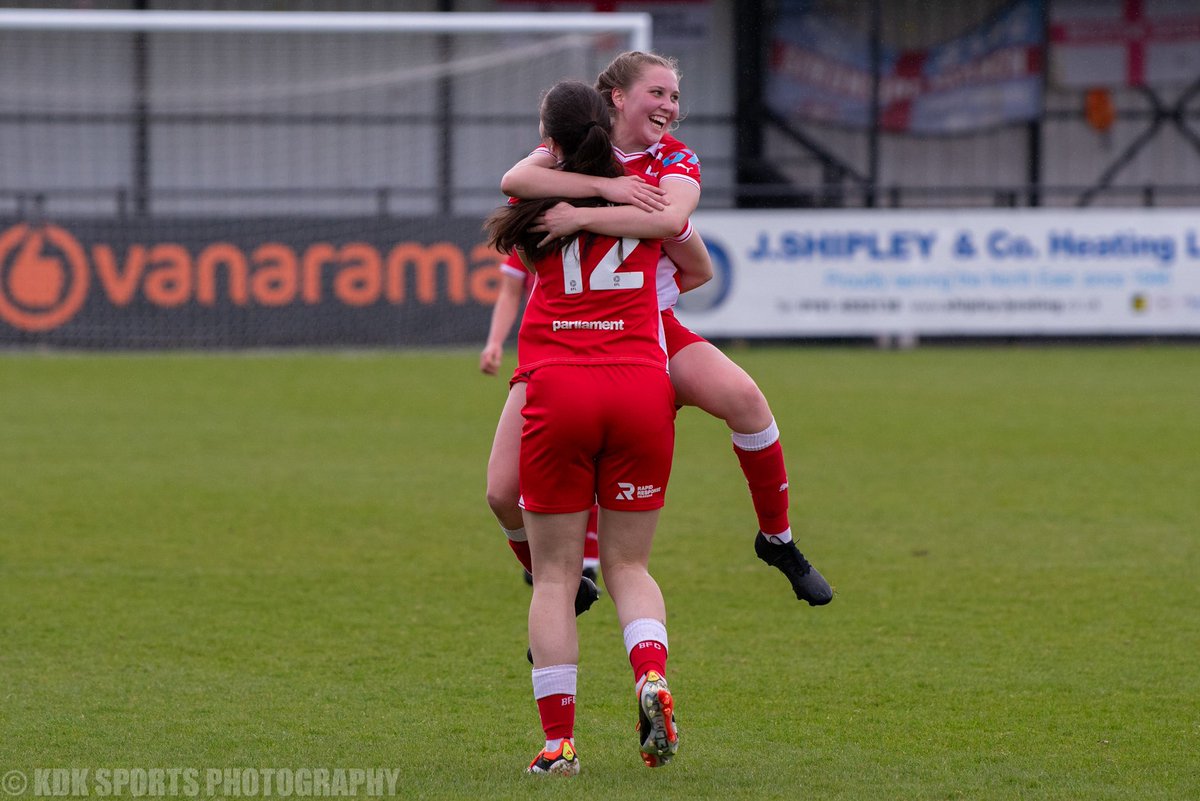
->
<box><xmin>562</xmin><ymin>237</ymin><xmax>645</xmax><ymax>295</ymax></box>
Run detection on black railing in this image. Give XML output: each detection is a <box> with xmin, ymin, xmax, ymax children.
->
<box><xmin>5</xmin><ymin>181</ymin><xmax>1200</xmax><ymax>219</ymax></box>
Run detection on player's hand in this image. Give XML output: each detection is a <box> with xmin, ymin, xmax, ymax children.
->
<box><xmin>480</xmin><ymin>343</ymin><xmax>503</xmax><ymax>375</ymax></box>
<box><xmin>531</xmin><ymin>202</ymin><xmax>583</xmax><ymax>248</ymax></box>
<box><xmin>600</xmin><ymin>175</ymin><xmax>668</xmax><ymax>212</ymax></box>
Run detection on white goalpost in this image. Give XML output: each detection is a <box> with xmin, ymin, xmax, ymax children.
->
<box><xmin>0</xmin><ymin>9</ymin><xmax>651</xmax><ymax>48</ymax></box>
<box><xmin>0</xmin><ymin>8</ymin><xmax>652</xmax><ymax>218</ymax></box>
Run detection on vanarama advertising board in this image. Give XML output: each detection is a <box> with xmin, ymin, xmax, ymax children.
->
<box><xmin>678</xmin><ymin>209</ymin><xmax>1200</xmax><ymax>338</ymax></box>
<box><xmin>0</xmin><ymin>218</ymin><xmax>504</xmax><ymax>348</ymax></box>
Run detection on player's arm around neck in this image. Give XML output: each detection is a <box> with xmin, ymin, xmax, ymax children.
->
<box><xmin>538</xmin><ymin>178</ymin><xmax>697</xmax><ymax>243</ymax></box>
<box><xmin>501</xmin><ymin>152</ymin><xmax>607</xmax><ymax>200</ymax></box>
<box><xmin>501</xmin><ymin>152</ymin><xmax>668</xmax><ymax>212</ymax></box>
<box><xmin>533</xmin><ymin>201</ymin><xmax>683</xmax><ymax>245</ymax></box>
<box><xmin>568</xmin><ymin>179</ymin><xmax>696</xmax><ymax>241</ymax></box>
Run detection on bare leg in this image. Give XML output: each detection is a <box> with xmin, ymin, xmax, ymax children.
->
<box><xmin>596</xmin><ymin>508</ymin><xmax>664</xmax><ymax>628</ymax></box>
<box><xmin>486</xmin><ymin>383</ymin><xmax>525</xmax><ymax>530</ymax></box>
<box><xmin>525</xmin><ymin>509</ymin><xmax>589</xmax><ymax>668</ymax></box>
<box><xmin>669</xmin><ymin>341</ymin><xmax>773</xmax><ymax>434</ymax></box>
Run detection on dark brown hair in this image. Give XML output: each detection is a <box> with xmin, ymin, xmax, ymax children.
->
<box><xmin>485</xmin><ymin>81</ymin><xmax>624</xmax><ymax>262</ymax></box>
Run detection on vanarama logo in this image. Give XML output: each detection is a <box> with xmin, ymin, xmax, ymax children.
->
<box><xmin>0</xmin><ymin>223</ymin><xmax>91</xmax><ymax>331</ymax></box>
<box><xmin>0</xmin><ymin>222</ymin><xmax>503</xmax><ymax>333</ymax></box>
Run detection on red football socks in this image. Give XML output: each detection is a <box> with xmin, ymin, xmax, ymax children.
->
<box><xmin>536</xmin><ymin>694</ymin><xmax>576</xmax><ymax>741</ymax></box>
<box><xmin>733</xmin><ymin>438</ymin><xmax>790</xmax><ymax>536</ymax></box>
<box><xmin>507</xmin><ymin>539</ymin><xmax>533</xmax><ymax>574</ymax></box>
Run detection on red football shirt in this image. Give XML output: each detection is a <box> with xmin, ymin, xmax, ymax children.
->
<box><xmin>516</xmin><ymin>234</ymin><xmax>666</xmax><ymax>373</ymax></box>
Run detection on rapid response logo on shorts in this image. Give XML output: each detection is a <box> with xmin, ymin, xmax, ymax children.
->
<box><xmin>615</xmin><ymin>482</ymin><xmax>663</xmax><ymax>501</ymax></box>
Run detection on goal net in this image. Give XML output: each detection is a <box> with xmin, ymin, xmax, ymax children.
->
<box><xmin>0</xmin><ymin>9</ymin><xmax>650</xmax><ymax>348</ymax></box>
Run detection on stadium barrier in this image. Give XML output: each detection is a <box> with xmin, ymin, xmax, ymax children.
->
<box><xmin>5</xmin><ymin>209</ymin><xmax>1199</xmax><ymax>348</ymax></box>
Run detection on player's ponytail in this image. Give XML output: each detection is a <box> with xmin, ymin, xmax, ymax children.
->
<box><xmin>542</xmin><ymin>81</ymin><xmax>623</xmax><ymax>180</ymax></box>
<box><xmin>484</xmin><ymin>196</ymin><xmax>562</xmax><ymax>260</ymax></box>
<box><xmin>484</xmin><ymin>81</ymin><xmax>624</xmax><ymax>261</ymax></box>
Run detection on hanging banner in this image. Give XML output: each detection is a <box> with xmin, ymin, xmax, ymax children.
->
<box><xmin>766</xmin><ymin>0</ymin><xmax>1044</xmax><ymax>134</ymax></box>
<box><xmin>677</xmin><ymin>209</ymin><xmax>1200</xmax><ymax>338</ymax></box>
<box><xmin>1050</xmin><ymin>0</ymin><xmax>1200</xmax><ymax>88</ymax></box>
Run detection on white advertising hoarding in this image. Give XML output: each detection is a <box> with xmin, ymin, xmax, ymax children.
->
<box><xmin>676</xmin><ymin>209</ymin><xmax>1200</xmax><ymax>337</ymax></box>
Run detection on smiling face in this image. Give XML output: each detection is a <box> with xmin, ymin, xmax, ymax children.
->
<box><xmin>610</xmin><ymin>64</ymin><xmax>680</xmax><ymax>152</ymax></box>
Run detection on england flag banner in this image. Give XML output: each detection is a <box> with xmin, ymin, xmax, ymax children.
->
<box><xmin>676</xmin><ymin>210</ymin><xmax>1200</xmax><ymax>338</ymax></box>
<box><xmin>766</xmin><ymin>0</ymin><xmax>1044</xmax><ymax>134</ymax></box>
<box><xmin>1050</xmin><ymin>0</ymin><xmax>1200</xmax><ymax>88</ymax></box>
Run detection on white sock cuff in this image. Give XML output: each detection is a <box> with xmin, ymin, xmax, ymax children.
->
<box><xmin>531</xmin><ymin>664</ymin><xmax>578</xmax><ymax>699</ymax></box>
<box><xmin>501</xmin><ymin>525</ymin><xmax>527</xmax><ymax>543</ymax></box>
<box><xmin>765</xmin><ymin>528</ymin><xmax>793</xmax><ymax>544</ymax></box>
<box><xmin>731</xmin><ymin>418</ymin><xmax>780</xmax><ymax>452</ymax></box>
<box><xmin>622</xmin><ymin>618</ymin><xmax>668</xmax><ymax>655</ymax></box>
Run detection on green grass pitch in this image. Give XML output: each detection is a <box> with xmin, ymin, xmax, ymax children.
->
<box><xmin>1</xmin><ymin>345</ymin><xmax>1197</xmax><ymax>800</ymax></box>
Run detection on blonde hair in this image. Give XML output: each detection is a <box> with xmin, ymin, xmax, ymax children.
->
<box><xmin>595</xmin><ymin>51</ymin><xmax>681</xmax><ymax>111</ymax></box>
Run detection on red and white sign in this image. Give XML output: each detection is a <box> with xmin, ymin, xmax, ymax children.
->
<box><xmin>1050</xmin><ymin>0</ymin><xmax>1200</xmax><ymax>87</ymax></box>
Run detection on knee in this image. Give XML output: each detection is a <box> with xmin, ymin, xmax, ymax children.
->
<box><xmin>485</xmin><ymin>480</ymin><xmax>520</xmax><ymax>522</ymax></box>
<box><xmin>725</xmin><ymin>377</ymin><xmax>772</xmax><ymax>432</ymax></box>
<box><xmin>598</xmin><ymin>558</ymin><xmax>649</xmax><ymax>584</ymax></box>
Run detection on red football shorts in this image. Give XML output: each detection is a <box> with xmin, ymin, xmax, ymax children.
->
<box><xmin>661</xmin><ymin>308</ymin><xmax>707</xmax><ymax>358</ymax></box>
<box><xmin>520</xmin><ymin>363</ymin><xmax>676</xmax><ymax>514</ymax></box>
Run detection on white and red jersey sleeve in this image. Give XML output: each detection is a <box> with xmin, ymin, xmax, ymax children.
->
<box><xmin>614</xmin><ymin>133</ymin><xmax>701</xmax><ymax>192</ymax></box>
<box><xmin>500</xmin><ymin>250</ymin><xmax>526</xmax><ymax>281</ymax></box>
<box><xmin>517</xmin><ymin>234</ymin><xmax>666</xmax><ymax>373</ymax></box>
<box><xmin>500</xmin><ymin>250</ymin><xmax>537</xmax><ymax>293</ymax></box>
